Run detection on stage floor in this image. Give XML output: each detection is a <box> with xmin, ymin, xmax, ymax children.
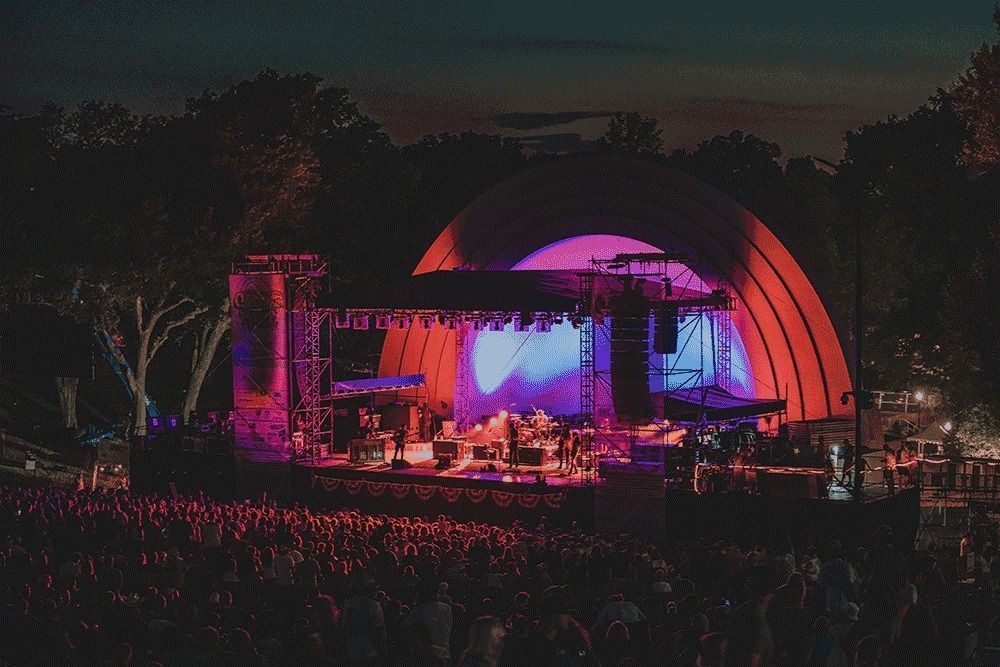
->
<box><xmin>306</xmin><ymin>442</ymin><xmax>588</xmax><ymax>488</ymax></box>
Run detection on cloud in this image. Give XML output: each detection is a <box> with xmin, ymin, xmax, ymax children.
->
<box><xmin>400</xmin><ymin>34</ymin><xmax>662</xmax><ymax>56</ymax></box>
<box><xmin>492</xmin><ymin>110</ymin><xmax>617</xmax><ymax>130</ymax></box>
<box><xmin>517</xmin><ymin>133</ymin><xmax>597</xmax><ymax>154</ymax></box>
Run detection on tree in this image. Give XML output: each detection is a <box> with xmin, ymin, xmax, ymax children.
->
<box><xmin>394</xmin><ymin>132</ymin><xmax>528</xmax><ymax>272</ymax></box>
<box><xmin>954</xmin><ymin>404</ymin><xmax>1000</xmax><ymax>459</ymax></box>
<box><xmin>596</xmin><ymin>112</ymin><xmax>664</xmax><ymax>156</ymax></box>
<box><xmin>170</xmin><ymin>71</ymin><xmax>395</xmax><ymax>416</ymax></box>
<box><xmin>950</xmin><ymin>6</ymin><xmax>1000</xmax><ymax>175</ymax></box>
<box><xmin>668</xmin><ymin>130</ymin><xmax>783</xmax><ymax>205</ymax></box>
<box><xmin>834</xmin><ymin>102</ymin><xmax>972</xmax><ymax>394</ymax></box>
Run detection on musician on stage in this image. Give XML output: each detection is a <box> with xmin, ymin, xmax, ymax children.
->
<box><xmin>840</xmin><ymin>438</ymin><xmax>854</xmax><ymax>487</ymax></box>
<box><xmin>557</xmin><ymin>420</ymin><xmax>570</xmax><ymax>469</ymax></box>
<box><xmin>392</xmin><ymin>427</ymin><xmax>407</xmax><ymax>461</ymax></box>
<box><xmin>817</xmin><ymin>435</ymin><xmax>833</xmax><ymax>485</ymax></box>
<box><xmin>507</xmin><ymin>420</ymin><xmax>520</xmax><ymax>469</ymax></box>
<box><xmin>567</xmin><ymin>431</ymin><xmax>581</xmax><ymax>475</ymax></box>
<box><xmin>418</xmin><ymin>402</ymin><xmax>432</xmax><ymax>442</ymax></box>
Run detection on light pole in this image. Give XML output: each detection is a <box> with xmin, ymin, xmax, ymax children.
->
<box><xmin>913</xmin><ymin>390</ymin><xmax>925</xmax><ymax>429</ymax></box>
<box><xmin>853</xmin><ymin>213</ymin><xmax>866</xmax><ymax>502</ymax></box>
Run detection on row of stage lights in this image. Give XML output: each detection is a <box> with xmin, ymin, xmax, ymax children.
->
<box><xmin>334</xmin><ymin>312</ymin><xmax>571</xmax><ymax>332</ymax></box>
<box><xmin>472</xmin><ymin>409</ymin><xmax>511</xmax><ymax>432</ymax></box>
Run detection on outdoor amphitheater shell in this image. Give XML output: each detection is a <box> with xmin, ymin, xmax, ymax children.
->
<box><xmin>378</xmin><ymin>155</ymin><xmax>852</xmax><ymax>423</ymax></box>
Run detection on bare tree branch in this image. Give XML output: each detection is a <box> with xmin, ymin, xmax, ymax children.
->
<box><xmin>149</xmin><ymin>305</ymin><xmax>208</xmax><ymax>360</ymax></box>
<box><xmin>135</xmin><ymin>295</ymin><xmax>144</xmax><ymax>333</ymax></box>
<box><xmin>146</xmin><ymin>296</ymin><xmax>194</xmax><ymax>334</ymax></box>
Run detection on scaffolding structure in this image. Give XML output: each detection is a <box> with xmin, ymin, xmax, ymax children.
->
<box><xmin>715</xmin><ymin>306</ymin><xmax>733</xmax><ymax>392</ymax></box>
<box><xmin>454</xmin><ymin>323</ymin><xmax>471</xmax><ymax>432</ymax></box>
<box><xmin>291</xmin><ymin>276</ymin><xmax>334</xmax><ymax>465</ymax></box>
<box><xmin>230</xmin><ymin>254</ymin><xmax>334</xmax><ymax>465</ymax></box>
<box><xmin>579</xmin><ymin>253</ymin><xmax>734</xmax><ymax>461</ymax></box>
<box><xmin>579</xmin><ymin>272</ymin><xmax>596</xmax><ymax>484</ymax></box>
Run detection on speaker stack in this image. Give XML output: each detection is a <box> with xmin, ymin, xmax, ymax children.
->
<box><xmin>609</xmin><ymin>279</ymin><xmax>652</xmax><ymax>424</ymax></box>
<box><xmin>653</xmin><ymin>303</ymin><xmax>679</xmax><ymax>355</ymax></box>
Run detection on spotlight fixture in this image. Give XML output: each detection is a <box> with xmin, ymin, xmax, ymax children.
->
<box><xmin>488</xmin><ymin>317</ymin><xmax>505</xmax><ymax>332</ymax></box>
<box><xmin>392</xmin><ymin>315</ymin><xmax>411</xmax><ymax>329</ymax></box>
<box><xmin>374</xmin><ymin>313</ymin><xmax>392</xmax><ymax>329</ymax></box>
<box><xmin>913</xmin><ymin>390</ymin><xmax>925</xmax><ymax>402</ymax></box>
<box><xmin>351</xmin><ymin>314</ymin><xmax>370</xmax><ymax>330</ymax></box>
<box><xmin>419</xmin><ymin>315</ymin><xmax>434</xmax><ymax>330</ymax></box>
<box><xmin>335</xmin><ymin>310</ymin><xmax>351</xmax><ymax>329</ymax></box>
<box><xmin>469</xmin><ymin>317</ymin><xmax>484</xmax><ymax>331</ymax></box>
<box><xmin>474</xmin><ymin>423</ymin><xmax>484</xmax><ymax>432</ymax></box>
<box><xmin>499</xmin><ymin>409</ymin><xmax>509</xmax><ymax>420</ymax></box>
<box><xmin>515</xmin><ymin>318</ymin><xmax>532</xmax><ymax>333</ymax></box>
<box><xmin>535</xmin><ymin>316</ymin><xmax>551</xmax><ymax>333</ymax></box>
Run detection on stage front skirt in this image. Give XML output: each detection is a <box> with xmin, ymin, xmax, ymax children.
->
<box><xmin>310</xmin><ymin>475</ymin><xmax>565</xmax><ymax>509</ymax></box>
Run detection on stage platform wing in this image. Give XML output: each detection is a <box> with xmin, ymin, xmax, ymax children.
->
<box><xmin>654</xmin><ymin>385</ymin><xmax>786</xmax><ymax>422</ymax></box>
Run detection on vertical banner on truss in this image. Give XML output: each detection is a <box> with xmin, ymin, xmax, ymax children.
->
<box><xmin>230</xmin><ymin>273</ymin><xmax>290</xmax><ymax>460</ymax></box>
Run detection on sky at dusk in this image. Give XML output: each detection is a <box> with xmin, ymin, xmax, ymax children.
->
<box><xmin>2</xmin><ymin>1</ymin><xmax>996</xmax><ymax>160</ymax></box>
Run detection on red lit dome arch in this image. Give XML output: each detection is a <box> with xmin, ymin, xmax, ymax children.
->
<box><xmin>379</xmin><ymin>155</ymin><xmax>851</xmax><ymax>422</ymax></box>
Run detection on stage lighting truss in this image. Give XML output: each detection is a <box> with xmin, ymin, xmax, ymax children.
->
<box><xmin>340</xmin><ymin>309</ymin><xmax>567</xmax><ymax>333</ymax></box>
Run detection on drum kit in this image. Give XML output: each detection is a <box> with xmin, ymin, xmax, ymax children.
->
<box><xmin>511</xmin><ymin>407</ymin><xmax>564</xmax><ymax>454</ymax></box>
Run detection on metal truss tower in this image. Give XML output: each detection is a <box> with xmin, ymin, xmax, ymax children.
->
<box><xmin>454</xmin><ymin>322</ymin><xmax>471</xmax><ymax>432</ymax></box>
<box><xmin>579</xmin><ymin>272</ymin><xmax>596</xmax><ymax>485</ymax></box>
<box><xmin>290</xmin><ymin>272</ymin><xmax>334</xmax><ymax>465</ymax></box>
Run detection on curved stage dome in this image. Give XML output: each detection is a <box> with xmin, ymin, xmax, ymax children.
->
<box><xmin>378</xmin><ymin>156</ymin><xmax>852</xmax><ymax>422</ymax></box>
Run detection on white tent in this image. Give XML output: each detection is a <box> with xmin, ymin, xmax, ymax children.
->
<box><xmin>908</xmin><ymin>418</ymin><xmax>954</xmax><ymax>456</ymax></box>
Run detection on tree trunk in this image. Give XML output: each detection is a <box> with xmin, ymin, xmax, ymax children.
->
<box><xmin>55</xmin><ymin>376</ymin><xmax>79</xmax><ymax>430</ymax></box>
<box><xmin>131</xmin><ymin>292</ymin><xmax>207</xmax><ymax>435</ymax></box>
<box><xmin>182</xmin><ymin>309</ymin><xmax>231</xmax><ymax>422</ymax></box>
<box><xmin>133</xmin><ymin>362</ymin><xmax>148</xmax><ymax>435</ymax></box>
<box><xmin>133</xmin><ymin>299</ymin><xmax>152</xmax><ymax>436</ymax></box>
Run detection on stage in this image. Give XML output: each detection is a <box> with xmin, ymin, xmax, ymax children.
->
<box><xmin>305</xmin><ymin>441</ymin><xmax>587</xmax><ymax>487</ymax></box>
<box><xmin>289</xmin><ymin>443</ymin><xmax>597</xmax><ymax>529</ymax></box>
<box><xmin>275</xmin><ymin>443</ymin><xmax>920</xmax><ymax>549</ymax></box>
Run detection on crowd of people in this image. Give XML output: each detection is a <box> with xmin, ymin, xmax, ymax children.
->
<box><xmin>0</xmin><ymin>483</ymin><xmax>997</xmax><ymax>666</ymax></box>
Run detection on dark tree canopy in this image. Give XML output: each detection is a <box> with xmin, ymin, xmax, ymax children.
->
<box><xmin>596</xmin><ymin>112</ymin><xmax>664</xmax><ymax>156</ymax></box>
<box><xmin>3</xmin><ymin>32</ymin><xmax>1000</xmax><ymax>428</ymax></box>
